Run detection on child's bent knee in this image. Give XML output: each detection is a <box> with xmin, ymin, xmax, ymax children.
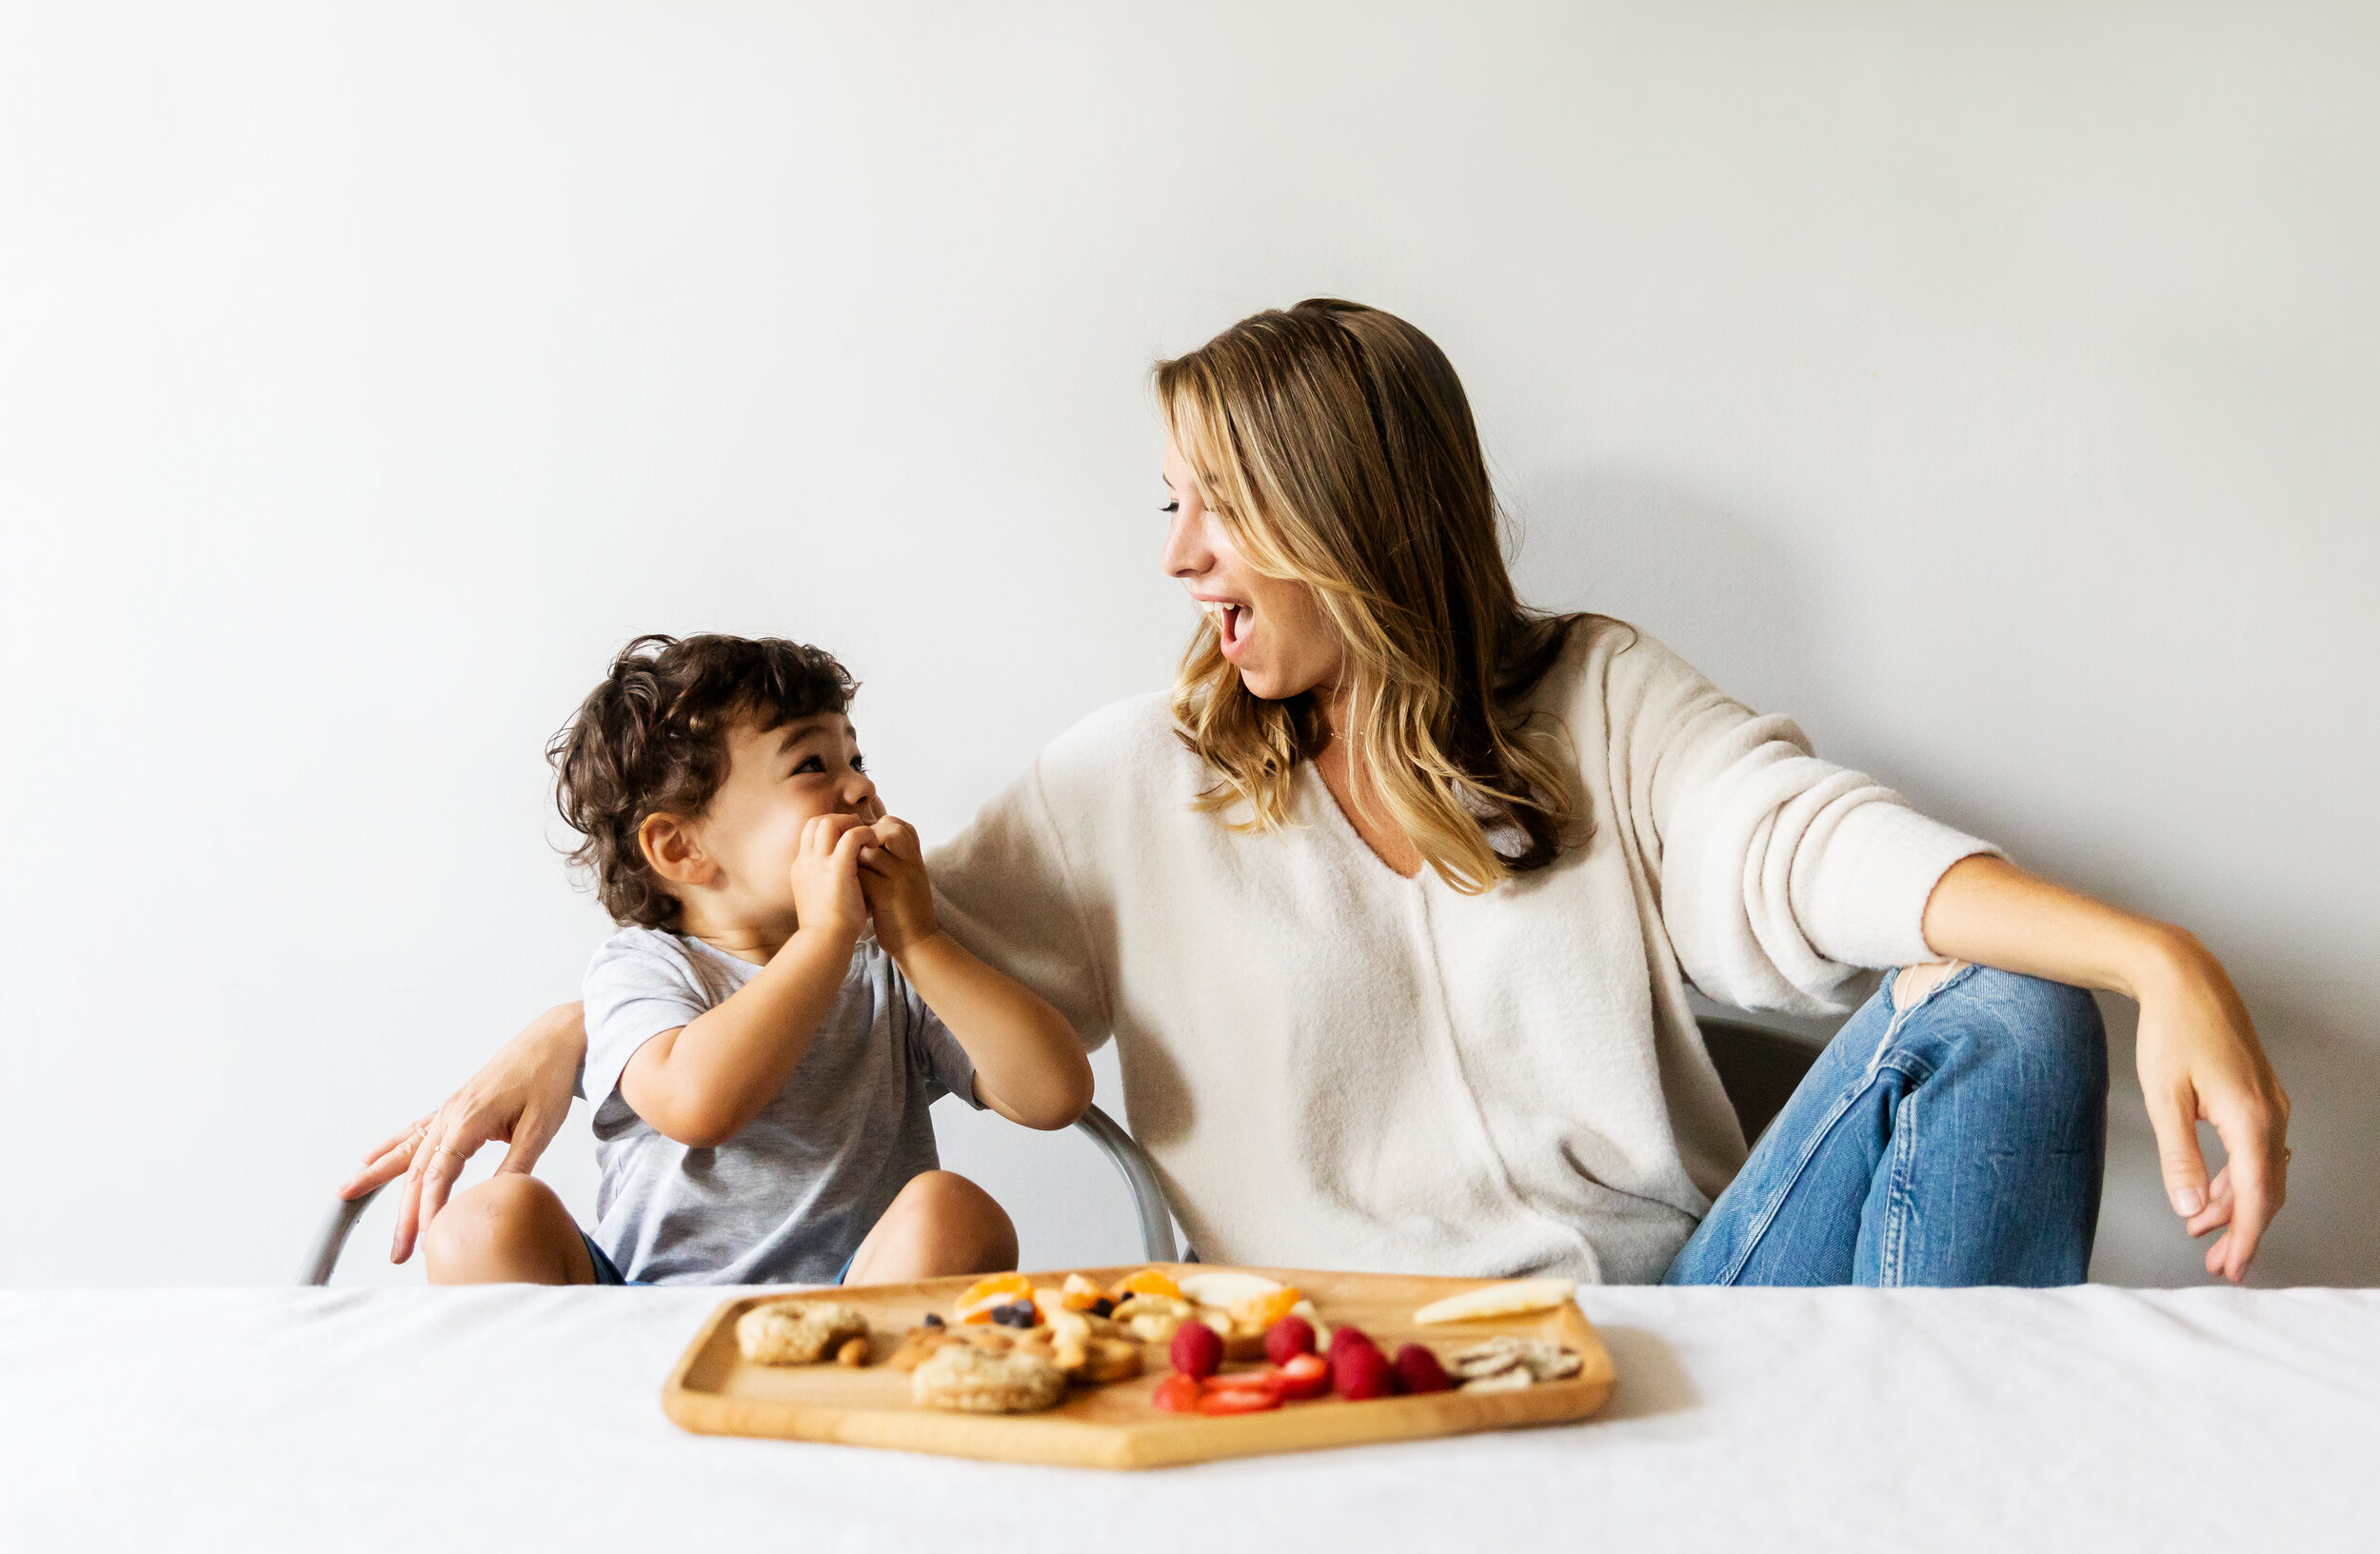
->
<box><xmin>423</xmin><ymin>1174</ymin><xmax>573</xmax><ymax>1283</ymax></box>
<box><xmin>893</xmin><ymin>1171</ymin><xmax>1016</xmax><ymax>1265</ymax></box>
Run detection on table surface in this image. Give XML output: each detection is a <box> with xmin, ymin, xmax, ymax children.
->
<box><xmin>3</xmin><ymin>1284</ymin><xmax>2372</xmax><ymax>1553</ymax></box>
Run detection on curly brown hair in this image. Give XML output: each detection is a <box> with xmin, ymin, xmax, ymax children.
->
<box><xmin>550</xmin><ymin>633</ymin><xmax>859</xmax><ymax>929</ymax></box>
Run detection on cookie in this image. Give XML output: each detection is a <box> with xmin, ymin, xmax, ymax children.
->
<box><xmin>735</xmin><ymin>1299</ymin><xmax>869</xmax><ymax>1365</ymax></box>
<box><xmin>910</xmin><ymin>1342</ymin><xmax>1068</xmax><ymax>1414</ymax></box>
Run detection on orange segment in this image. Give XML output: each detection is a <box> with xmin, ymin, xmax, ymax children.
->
<box><xmin>954</xmin><ymin>1272</ymin><xmax>1030</xmax><ymax>1310</ymax></box>
<box><xmin>1061</xmin><ymin>1273</ymin><xmax>1105</xmax><ymax>1311</ymax></box>
<box><xmin>1232</xmin><ymin>1285</ymin><xmax>1304</xmax><ymax>1331</ymax></box>
<box><xmin>1119</xmin><ymin>1267</ymin><xmax>1184</xmax><ymax>1301</ymax></box>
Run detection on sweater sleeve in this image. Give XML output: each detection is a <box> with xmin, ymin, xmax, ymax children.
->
<box><xmin>923</xmin><ymin>754</ymin><xmax>1115</xmax><ymax>1052</ymax></box>
<box><xmin>1597</xmin><ymin>628</ymin><xmax>2001</xmax><ymax>1014</ymax></box>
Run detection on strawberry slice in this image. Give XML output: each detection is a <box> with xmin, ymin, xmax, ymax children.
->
<box><xmin>1197</xmin><ymin>1385</ymin><xmax>1283</xmax><ymax>1416</ymax></box>
<box><xmin>1278</xmin><ymin>1352</ymin><xmax>1331</xmax><ymax>1400</ymax></box>
<box><xmin>1152</xmin><ymin>1373</ymin><xmax>1205</xmax><ymax>1413</ymax></box>
<box><xmin>1203</xmin><ymin>1369</ymin><xmax>1287</xmax><ymax>1403</ymax></box>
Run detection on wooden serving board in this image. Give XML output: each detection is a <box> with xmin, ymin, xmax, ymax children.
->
<box><xmin>661</xmin><ymin>1264</ymin><xmax>1614</xmax><ymax>1470</ymax></box>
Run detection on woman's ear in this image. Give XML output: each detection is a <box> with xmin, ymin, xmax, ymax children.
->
<box><xmin>639</xmin><ymin>812</ymin><xmax>717</xmax><ymax>889</ymax></box>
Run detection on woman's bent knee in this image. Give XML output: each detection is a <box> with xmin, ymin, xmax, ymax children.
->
<box><xmin>1933</xmin><ymin>966</ymin><xmax>2109</xmax><ymax>1110</ymax></box>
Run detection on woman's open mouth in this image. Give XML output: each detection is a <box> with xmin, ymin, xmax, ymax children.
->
<box><xmin>1203</xmin><ymin>599</ymin><xmax>1253</xmax><ymax>660</ymax></box>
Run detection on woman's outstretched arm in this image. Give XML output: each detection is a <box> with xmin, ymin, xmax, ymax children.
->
<box><xmin>337</xmin><ymin>1002</ymin><xmax>588</xmax><ymax>1264</ymax></box>
<box><xmin>1918</xmin><ymin>855</ymin><xmax>2290</xmax><ymax>1282</ymax></box>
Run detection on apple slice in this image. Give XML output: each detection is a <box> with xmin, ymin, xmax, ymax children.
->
<box><xmin>1411</xmin><ymin>1278</ymin><xmax>1577</xmax><ymax>1325</ymax></box>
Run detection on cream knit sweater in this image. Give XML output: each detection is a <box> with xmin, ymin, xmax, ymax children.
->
<box><xmin>928</xmin><ymin>618</ymin><xmax>1996</xmax><ymax>1285</ymax></box>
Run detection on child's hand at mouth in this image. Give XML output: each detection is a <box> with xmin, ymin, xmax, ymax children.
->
<box><xmin>857</xmin><ymin>816</ymin><xmax>939</xmax><ymax>958</ymax></box>
<box><xmin>787</xmin><ymin>812</ymin><xmax>874</xmax><ymax>944</ymax></box>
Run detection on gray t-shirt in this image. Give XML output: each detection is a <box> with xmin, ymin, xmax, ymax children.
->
<box><xmin>580</xmin><ymin>926</ymin><xmax>981</xmax><ymax>1285</ymax></box>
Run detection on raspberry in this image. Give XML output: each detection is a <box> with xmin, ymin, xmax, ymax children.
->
<box><xmin>1393</xmin><ymin>1344</ymin><xmax>1452</xmax><ymax>1395</ymax></box>
<box><xmin>1333</xmin><ymin>1341</ymin><xmax>1395</xmax><ymax>1401</ymax></box>
<box><xmin>1278</xmin><ymin>1351</ymin><xmax>1331</xmax><ymax>1400</ymax></box>
<box><xmin>1169</xmin><ymin>1321</ymin><xmax>1223</xmax><ymax>1379</ymax></box>
<box><xmin>1263</xmin><ymin>1315</ymin><xmax>1317</xmax><ymax>1365</ymax></box>
<box><xmin>1152</xmin><ymin>1373</ymin><xmax>1204</xmax><ymax>1413</ymax></box>
<box><xmin>1327</xmin><ymin>1325</ymin><xmax>1378</xmax><ymax>1363</ymax></box>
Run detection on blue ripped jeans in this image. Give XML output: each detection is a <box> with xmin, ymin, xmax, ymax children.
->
<box><xmin>1665</xmin><ymin>965</ymin><xmax>2108</xmax><ymax>1286</ymax></box>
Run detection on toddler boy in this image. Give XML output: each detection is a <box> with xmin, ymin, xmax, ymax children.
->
<box><xmin>424</xmin><ymin>633</ymin><xmax>1091</xmax><ymax>1285</ymax></box>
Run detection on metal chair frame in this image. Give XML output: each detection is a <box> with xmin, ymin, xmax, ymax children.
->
<box><xmin>298</xmin><ymin>1102</ymin><xmax>1178</xmax><ymax>1285</ymax></box>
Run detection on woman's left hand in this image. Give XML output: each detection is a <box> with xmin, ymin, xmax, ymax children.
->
<box><xmin>2130</xmin><ymin>935</ymin><xmax>2291</xmax><ymax>1281</ymax></box>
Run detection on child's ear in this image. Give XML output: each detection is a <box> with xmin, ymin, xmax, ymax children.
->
<box><xmin>639</xmin><ymin>813</ymin><xmax>718</xmax><ymax>889</ymax></box>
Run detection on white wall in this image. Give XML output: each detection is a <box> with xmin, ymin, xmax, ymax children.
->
<box><xmin>2</xmin><ymin>1</ymin><xmax>2372</xmax><ymax>1289</ymax></box>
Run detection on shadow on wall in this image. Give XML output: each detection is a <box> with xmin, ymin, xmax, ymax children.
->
<box><xmin>1508</xmin><ymin>467</ymin><xmax>2372</xmax><ymax>1287</ymax></box>
<box><xmin>1507</xmin><ymin>466</ymin><xmax>1826</xmax><ymax>719</ymax></box>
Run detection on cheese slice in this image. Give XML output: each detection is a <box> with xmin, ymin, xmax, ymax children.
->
<box><xmin>1412</xmin><ymin>1278</ymin><xmax>1577</xmax><ymax>1325</ymax></box>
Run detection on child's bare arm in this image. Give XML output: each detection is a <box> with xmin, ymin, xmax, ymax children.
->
<box><xmin>862</xmin><ymin>818</ymin><xmax>1095</xmax><ymax>1130</ymax></box>
<box><xmin>620</xmin><ymin>815</ymin><xmax>872</xmax><ymax>1147</ymax></box>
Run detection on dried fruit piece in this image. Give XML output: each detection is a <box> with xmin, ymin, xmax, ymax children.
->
<box><xmin>1170</xmin><ymin>1321</ymin><xmax>1223</xmax><ymax>1379</ymax></box>
<box><xmin>1264</xmin><ymin>1314</ymin><xmax>1317</xmax><ymax>1365</ymax></box>
<box><xmin>1393</xmin><ymin>1344</ymin><xmax>1451</xmax><ymax>1394</ymax></box>
<box><xmin>884</xmin><ymin>1325</ymin><xmax>954</xmax><ymax>1370</ymax></box>
<box><xmin>1278</xmin><ymin>1351</ymin><xmax>1332</xmax><ymax>1400</ymax></box>
<box><xmin>1333</xmin><ymin>1342</ymin><xmax>1395</xmax><ymax>1401</ymax></box>
<box><xmin>835</xmin><ymin>1336</ymin><xmax>870</xmax><ymax>1367</ymax></box>
<box><xmin>1061</xmin><ymin>1272</ymin><xmax>1105</xmax><ymax>1311</ymax></box>
<box><xmin>1152</xmin><ymin>1373</ymin><xmax>1204</xmax><ymax>1413</ymax></box>
<box><xmin>988</xmin><ymin>1299</ymin><xmax>1041</xmax><ymax>1329</ymax></box>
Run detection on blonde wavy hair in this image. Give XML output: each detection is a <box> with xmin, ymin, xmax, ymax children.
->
<box><xmin>1156</xmin><ymin>298</ymin><xmax>1586</xmax><ymax>893</ymax></box>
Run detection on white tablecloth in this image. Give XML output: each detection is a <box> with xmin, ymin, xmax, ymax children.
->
<box><xmin>2</xmin><ymin>1285</ymin><xmax>2371</xmax><ymax>1552</ymax></box>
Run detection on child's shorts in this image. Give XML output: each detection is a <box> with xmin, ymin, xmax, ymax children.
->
<box><xmin>579</xmin><ymin>1230</ymin><xmax>646</xmax><ymax>1286</ymax></box>
<box><xmin>577</xmin><ymin>1229</ymin><xmax>853</xmax><ymax>1287</ymax></box>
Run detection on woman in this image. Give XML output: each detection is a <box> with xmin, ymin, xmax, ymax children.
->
<box><xmin>347</xmin><ymin>299</ymin><xmax>2288</xmax><ymax>1285</ymax></box>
